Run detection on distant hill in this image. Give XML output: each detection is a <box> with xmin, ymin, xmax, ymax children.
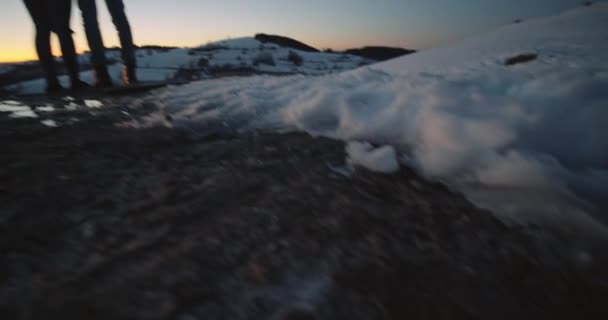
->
<box><xmin>2</xmin><ymin>36</ymin><xmax>374</xmax><ymax>93</ymax></box>
<box><xmin>343</xmin><ymin>46</ymin><xmax>416</xmax><ymax>61</ymax></box>
<box><xmin>137</xmin><ymin>45</ymin><xmax>180</xmax><ymax>51</ymax></box>
<box><xmin>255</xmin><ymin>34</ymin><xmax>320</xmax><ymax>53</ymax></box>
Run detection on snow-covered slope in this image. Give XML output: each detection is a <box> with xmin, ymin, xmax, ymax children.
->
<box><xmin>135</xmin><ymin>4</ymin><xmax>608</xmax><ymax>235</ymax></box>
<box><xmin>8</xmin><ymin>37</ymin><xmax>371</xmax><ymax>94</ymax></box>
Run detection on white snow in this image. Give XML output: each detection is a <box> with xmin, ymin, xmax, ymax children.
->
<box><xmin>346</xmin><ymin>141</ymin><xmax>399</xmax><ymax>174</ymax></box>
<box><xmin>134</xmin><ymin>4</ymin><xmax>608</xmax><ymax>236</ymax></box>
<box><xmin>65</xmin><ymin>102</ymin><xmax>78</xmax><ymax>110</ymax></box>
<box><xmin>0</xmin><ymin>100</ymin><xmax>37</xmax><ymax>118</ymax></box>
<box><xmin>41</xmin><ymin>119</ymin><xmax>58</xmax><ymax>127</ymax></box>
<box><xmin>35</xmin><ymin>105</ymin><xmax>55</xmax><ymax>112</ymax></box>
<box><xmin>0</xmin><ymin>100</ymin><xmax>22</xmax><ymax>106</ymax></box>
<box><xmin>7</xmin><ymin>37</ymin><xmax>370</xmax><ymax>95</ymax></box>
<box><xmin>84</xmin><ymin>99</ymin><xmax>104</xmax><ymax>108</ymax></box>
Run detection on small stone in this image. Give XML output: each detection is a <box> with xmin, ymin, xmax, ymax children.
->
<box><xmin>271</xmin><ymin>305</ymin><xmax>316</xmax><ymax>320</ymax></box>
<box><xmin>266</xmin><ymin>243</ymin><xmax>278</xmax><ymax>252</ymax></box>
<box><xmin>81</xmin><ymin>222</ymin><xmax>95</xmax><ymax>239</ymax></box>
<box><xmin>176</xmin><ymin>313</ymin><xmax>198</xmax><ymax>320</ymax></box>
<box><xmin>241</xmin><ymin>262</ymin><xmax>268</xmax><ymax>284</ymax></box>
<box><xmin>462</xmin><ymin>265</ymin><xmax>476</xmax><ymax>275</ymax></box>
<box><xmin>410</xmin><ymin>180</ymin><xmax>423</xmax><ymax>190</ymax></box>
<box><xmin>574</xmin><ymin>250</ymin><xmax>593</xmax><ymax>269</ymax></box>
<box><xmin>205</xmin><ymin>236</ymin><xmax>221</xmax><ymax>247</ymax></box>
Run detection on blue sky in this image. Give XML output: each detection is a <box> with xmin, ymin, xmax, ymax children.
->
<box><xmin>0</xmin><ymin>0</ymin><xmax>584</xmax><ymax>62</ymax></box>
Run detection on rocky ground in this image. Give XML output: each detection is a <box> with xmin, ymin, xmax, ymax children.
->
<box><xmin>0</xmin><ymin>97</ymin><xmax>606</xmax><ymax>320</ymax></box>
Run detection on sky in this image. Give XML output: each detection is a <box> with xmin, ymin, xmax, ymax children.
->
<box><xmin>0</xmin><ymin>0</ymin><xmax>586</xmax><ymax>63</ymax></box>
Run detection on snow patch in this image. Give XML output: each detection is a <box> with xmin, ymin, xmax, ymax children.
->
<box><xmin>65</xmin><ymin>102</ymin><xmax>78</xmax><ymax>110</ymax></box>
<box><xmin>84</xmin><ymin>100</ymin><xmax>103</xmax><ymax>108</ymax></box>
<box><xmin>0</xmin><ymin>101</ymin><xmax>38</xmax><ymax>118</ymax></box>
<box><xmin>346</xmin><ymin>141</ymin><xmax>399</xmax><ymax>174</ymax></box>
<box><xmin>35</xmin><ymin>105</ymin><xmax>55</xmax><ymax>112</ymax></box>
<box><xmin>9</xmin><ymin>109</ymin><xmax>37</xmax><ymax>118</ymax></box>
<box><xmin>0</xmin><ymin>100</ymin><xmax>22</xmax><ymax>106</ymax></box>
<box><xmin>41</xmin><ymin>119</ymin><xmax>58</xmax><ymax>127</ymax></box>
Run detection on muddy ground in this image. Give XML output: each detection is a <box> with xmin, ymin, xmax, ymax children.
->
<box><xmin>0</xmin><ymin>98</ymin><xmax>606</xmax><ymax>319</ymax></box>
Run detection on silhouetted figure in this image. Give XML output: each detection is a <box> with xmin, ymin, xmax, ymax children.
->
<box><xmin>78</xmin><ymin>0</ymin><xmax>138</xmax><ymax>87</ymax></box>
<box><xmin>23</xmin><ymin>0</ymin><xmax>89</xmax><ymax>93</ymax></box>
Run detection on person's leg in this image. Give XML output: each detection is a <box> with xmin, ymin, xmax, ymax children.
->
<box><xmin>23</xmin><ymin>0</ymin><xmax>61</xmax><ymax>92</ymax></box>
<box><xmin>105</xmin><ymin>0</ymin><xmax>135</xmax><ymax>66</ymax></box>
<box><xmin>78</xmin><ymin>0</ymin><xmax>112</xmax><ymax>87</ymax></box>
<box><xmin>52</xmin><ymin>0</ymin><xmax>89</xmax><ymax>90</ymax></box>
<box><xmin>105</xmin><ymin>0</ymin><xmax>137</xmax><ymax>83</ymax></box>
<box><xmin>77</xmin><ymin>0</ymin><xmax>108</xmax><ymax>69</ymax></box>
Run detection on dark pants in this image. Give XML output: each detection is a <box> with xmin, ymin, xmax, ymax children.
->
<box><xmin>23</xmin><ymin>0</ymin><xmax>80</xmax><ymax>85</ymax></box>
<box><xmin>78</xmin><ymin>0</ymin><xmax>136</xmax><ymax>67</ymax></box>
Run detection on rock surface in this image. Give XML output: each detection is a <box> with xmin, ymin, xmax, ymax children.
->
<box><xmin>0</xmin><ymin>99</ymin><xmax>606</xmax><ymax>320</ymax></box>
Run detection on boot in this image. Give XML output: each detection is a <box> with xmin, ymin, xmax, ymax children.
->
<box><xmin>45</xmin><ymin>81</ymin><xmax>65</xmax><ymax>95</ymax></box>
<box><xmin>93</xmin><ymin>65</ymin><xmax>113</xmax><ymax>88</ymax></box>
<box><xmin>70</xmin><ymin>79</ymin><xmax>90</xmax><ymax>92</ymax></box>
<box><xmin>64</xmin><ymin>56</ymin><xmax>90</xmax><ymax>92</ymax></box>
<box><xmin>121</xmin><ymin>64</ymin><xmax>138</xmax><ymax>85</ymax></box>
<box><xmin>42</xmin><ymin>62</ymin><xmax>63</xmax><ymax>95</ymax></box>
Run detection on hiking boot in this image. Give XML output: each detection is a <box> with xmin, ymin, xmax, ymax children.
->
<box><xmin>121</xmin><ymin>64</ymin><xmax>138</xmax><ymax>85</ymax></box>
<box><xmin>70</xmin><ymin>79</ymin><xmax>90</xmax><ymax>92</ymax></box>
<box><xmin>93</xmin><ymin>65</ymin><xmax>113</xmax><ymax>88</ymax></box>
<box><xmin>45</xmin><ymin>82</ymin><xmax>65</xmax><ymax>95</ymax></box>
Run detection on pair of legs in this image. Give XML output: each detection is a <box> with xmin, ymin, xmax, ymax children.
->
<box><xmin>78</xmin><ymin>0</ymin><xmax>137</xmax><ymax>85</ymax></box>
<box><xmin>23</xmin><ymin>0</ymin><xmax>88</xmax><ymax>93</ymax></box>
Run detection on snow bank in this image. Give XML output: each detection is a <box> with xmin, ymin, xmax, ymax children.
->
<box><xmin>139</xmin><ymin>4</ymin><xmax>608</xmax><ymax>235</ymax></box>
